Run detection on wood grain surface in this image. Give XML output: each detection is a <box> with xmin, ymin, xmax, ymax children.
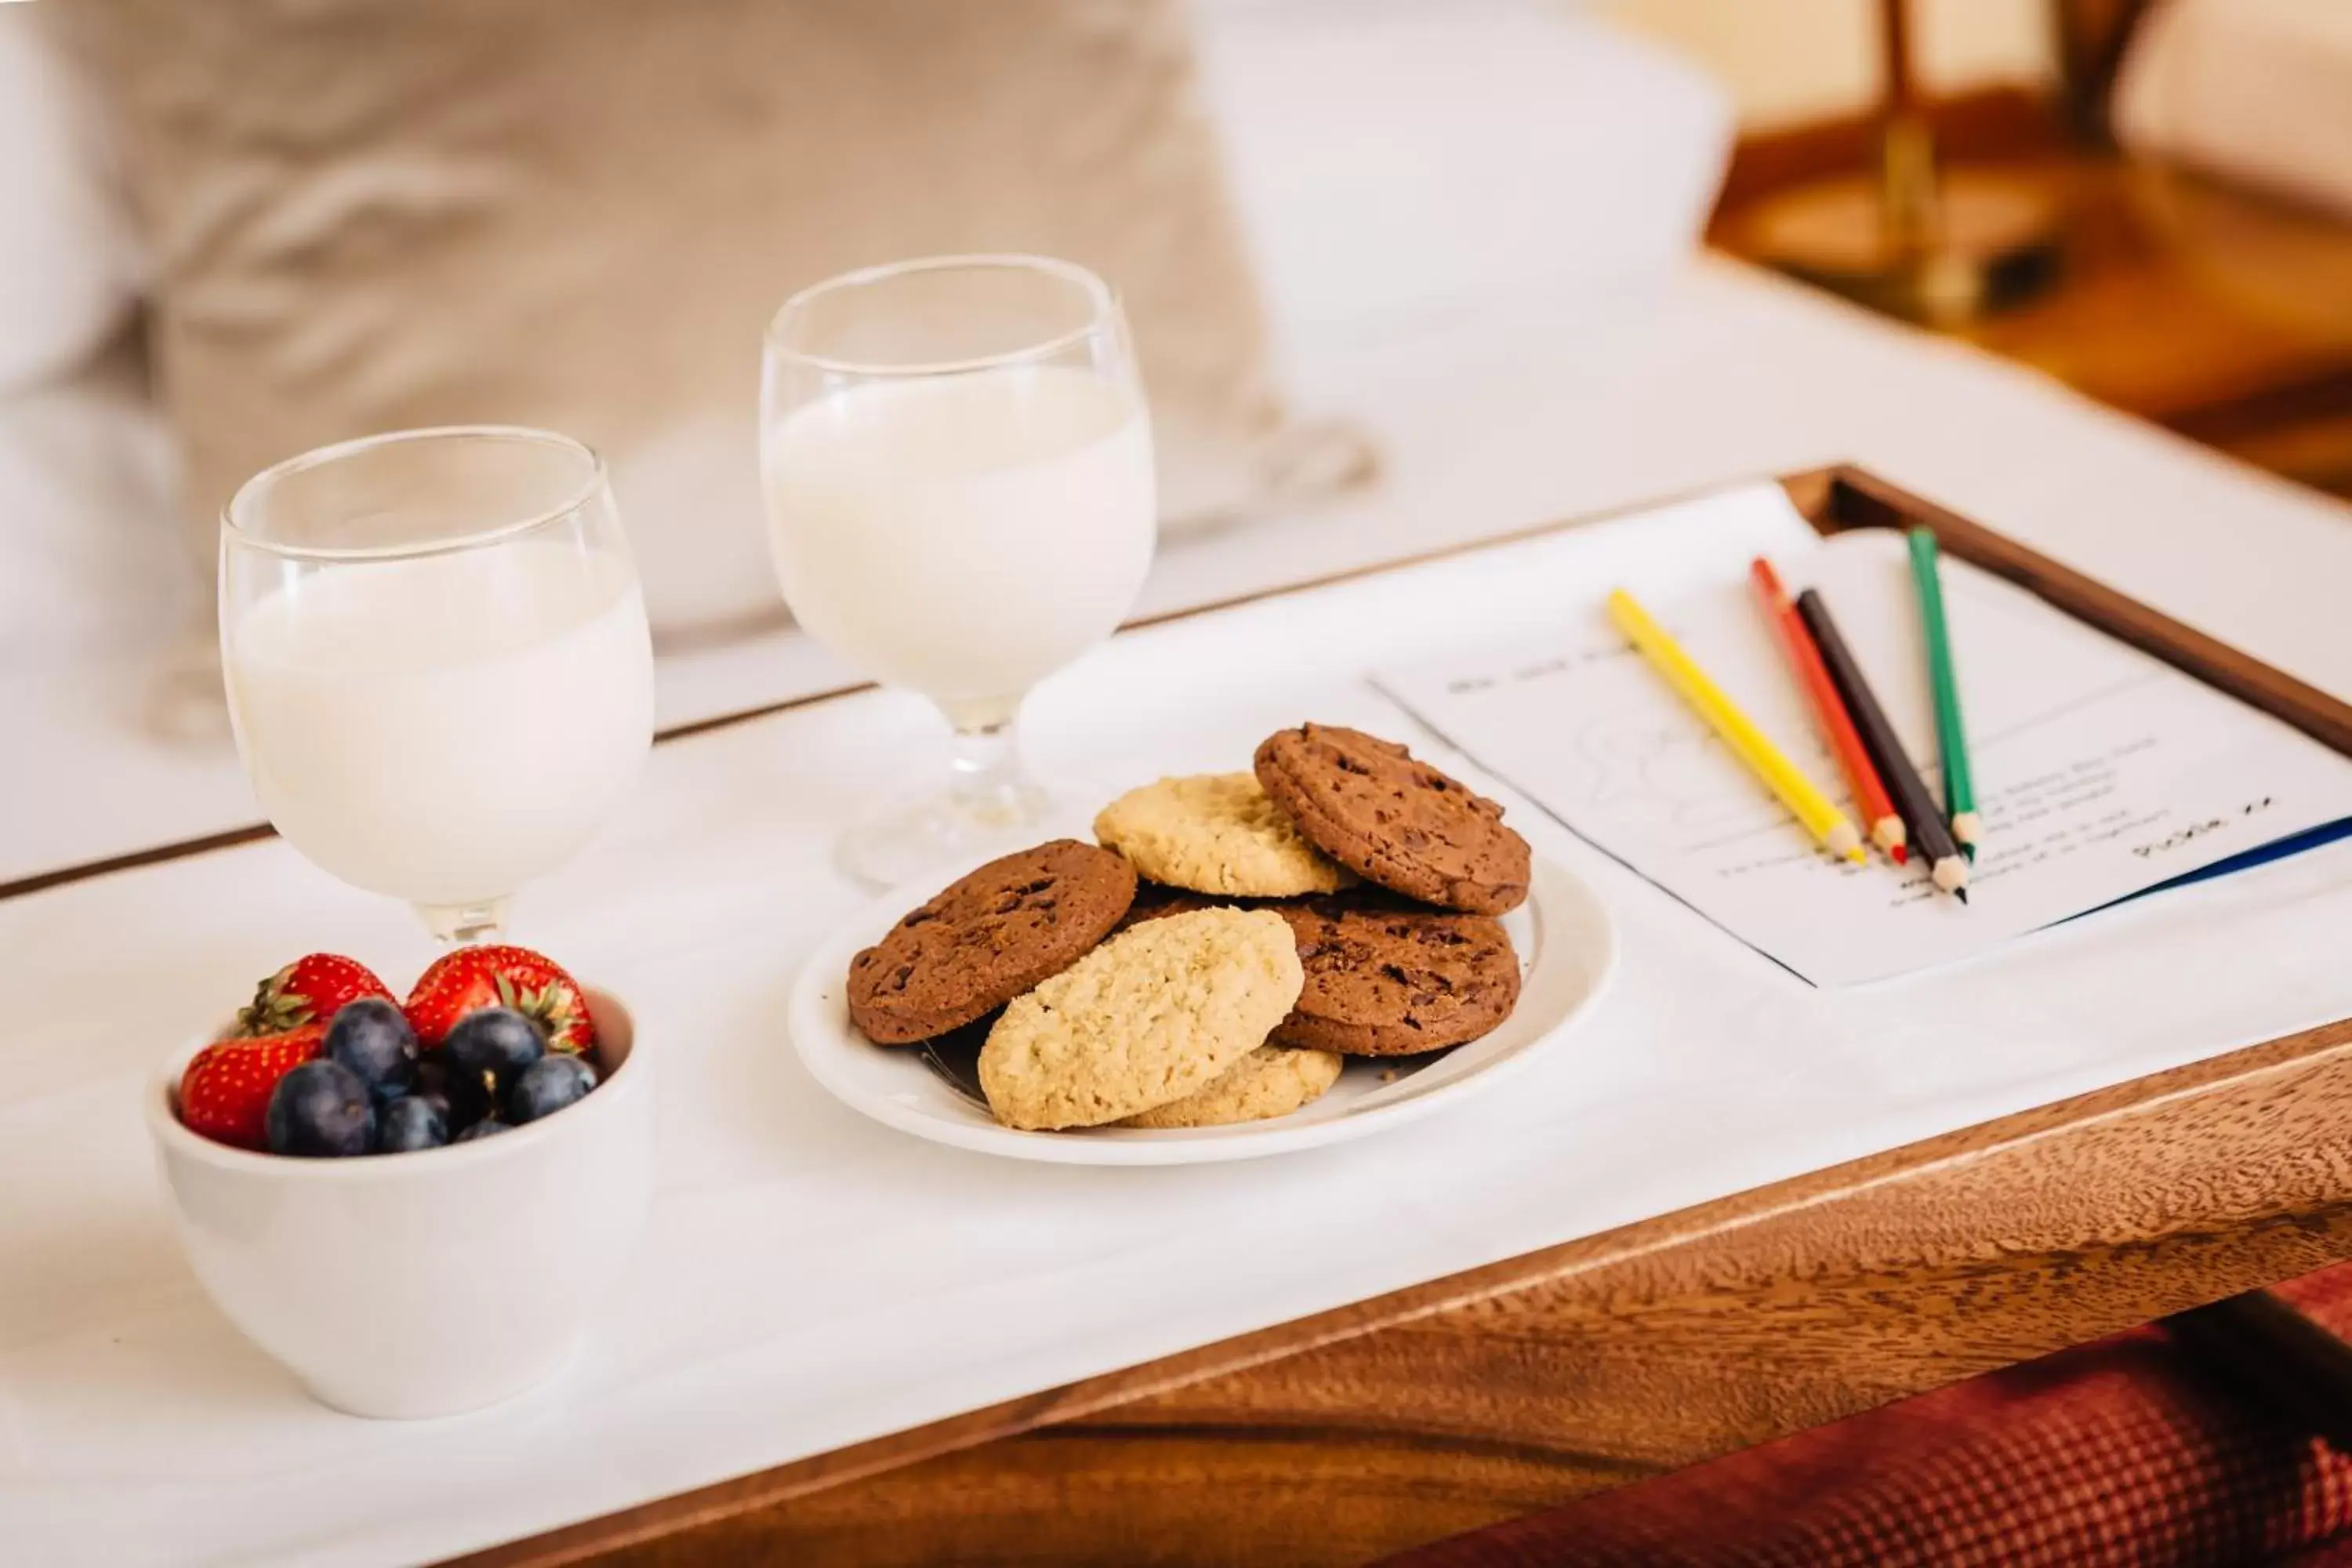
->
<box><xmin>446</xmin><ymin>471</ymin><xmax>2352</xmax><ymax>1567</ymax></box>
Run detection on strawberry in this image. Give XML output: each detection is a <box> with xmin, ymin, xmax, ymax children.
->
<box><xmin>405</xmin><ymin>945</ymin><xmax>596</xmax><ymax>1055</ymax></box>
<box><xmin>226</xmin><ymin>953</ymin><xmax>393</xmax><ymax>1040</ymax></box>
<box><xmin>179</xmin><ymin>1025</ymin><xmax>326</xmax><ymax>1150</ymax></box>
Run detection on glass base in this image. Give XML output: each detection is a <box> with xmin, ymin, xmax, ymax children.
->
<box><xmin>836</xmin><ymin>777</ymin><xmax>1069</xmax><ymax>889</ymax></box>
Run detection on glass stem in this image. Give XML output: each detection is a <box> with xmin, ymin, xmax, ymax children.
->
<box><xmin>416</xmin><ymin>898</ymin><xmax>511</xmax><ymax>946</ymax></box>
<box><xmin>948</xmin><ymin>719</ymin><xmax>1028</xmax><ymax>823</ymax></box>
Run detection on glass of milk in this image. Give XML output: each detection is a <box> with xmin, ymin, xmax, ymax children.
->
<box><xmin>761</xmin><ymin>254</ymin><xmax>1156</xmax><ymax>886</ymax></box>
<box><xmin>220</xmin><ymin>426</ymin><xmax>655</xmax><ymax>942</ymax></box>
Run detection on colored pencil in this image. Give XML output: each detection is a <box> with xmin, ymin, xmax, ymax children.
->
<box><xmin>1750</xmin><ymin>557</ymin><xmax>1908</xmax><ymax>863</ymax></box>
<box><xmin>1794</xmin><ymin>587</ymin><xmax>1969</xmax><ymax>899</ymax></box>
<box><xmin>1907</xmin><ymin>528</ymin><xmax>1980</xmax><ymax>858</ymax></box>
<box><xmin>1606</xmin><ymin>588</ymin><xmax>1867</xmax><ymax>865</ymax></box>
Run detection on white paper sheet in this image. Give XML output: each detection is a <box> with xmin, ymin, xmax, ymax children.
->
<box><xmin>1379</xmin><ymin>520</ymin><xmax>2352</xmax><ymax>985</ymax></box>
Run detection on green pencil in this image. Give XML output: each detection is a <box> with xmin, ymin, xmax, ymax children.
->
<box><xmin>1907</xmin><ymin>528</ymin><xmax>1980</xmax><ymax>857</ymax></box>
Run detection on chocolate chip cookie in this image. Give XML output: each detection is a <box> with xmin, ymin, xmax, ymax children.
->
<box><xmin>1254</xmin><ymin>724</ymin><xmax>1530</xmax><ymax>914</ymax></box>
<box><xmin>846</xmin><ymin>840</ymin><xmax>1138</xmax><ymax>1045</ymax></box>
<box><xmin>1268</xmin><ymin>892</ymin><xmax>1521</xmax><ymax>1056</ymax></box>
<box><xmin>1114</xmin><ymin>881</ymin><xmax>1240</xmax><ymax>932</ymax></box>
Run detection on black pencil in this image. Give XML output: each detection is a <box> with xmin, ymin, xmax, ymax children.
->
<box><xmin>1795</xmin><ymin>588</ymin><xmax>1971</xmax><ymax>901</ymax></box>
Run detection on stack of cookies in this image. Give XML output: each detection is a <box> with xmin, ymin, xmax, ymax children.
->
<box><xmin>844</xmin><ymin>724</ymin><xmax>1534</xmax><ymax>1134</ymax></box>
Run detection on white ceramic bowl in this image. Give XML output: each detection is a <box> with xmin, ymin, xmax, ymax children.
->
<box><xmin>146</xmin><ymin>988</ymin><xmax>652</xmax><ymax>1419</ymax></box>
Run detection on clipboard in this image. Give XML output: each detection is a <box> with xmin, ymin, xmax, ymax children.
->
<box><xmin>1788</xmin><ymin>465</ymin><xmax>2352</xmax><ymax>758</ymax></box>
<box><xmin>1369</xmin><ymin>464</ymin><xmax>2352</xmax><ymax>984</ymax></box>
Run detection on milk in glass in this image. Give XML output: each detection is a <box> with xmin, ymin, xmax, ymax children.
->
<box><xmin>224</xmin><ymin>539</ymin><xmax>654</xmax><ymax>907</ymax></box>
<box><xmin>762</xmin><ymin>365</ymin><xmax>1155</xmax><ymax>727</ymax></box>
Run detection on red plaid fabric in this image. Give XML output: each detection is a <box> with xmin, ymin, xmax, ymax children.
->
<box><xmin>2279</xmin><ymin>1266</ymin><xmax>2352</xmax><ymax>1341</ymax></box>
<box><xmin>1382</xmin><ymin>1263</ymin><xmax>2352</xmax><ymax>1568</ymax></box>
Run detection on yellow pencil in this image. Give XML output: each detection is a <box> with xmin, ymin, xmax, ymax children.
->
<box><xmin>1607</xmin><ymin>588</ymin><xmax>1866</xmax><ymax>864</ymax></box>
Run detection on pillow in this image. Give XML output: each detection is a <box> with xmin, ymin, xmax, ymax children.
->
<box><xmin>56</xmin><ymin>0</ymin><xmax>1288</xmax><ymax>637</ymax></box>
<box><xmin>1191</xmin><ymin>0</ymin><xmax>1731</xmax><ymax>350</ymax></box>
<box><xmin>0</xmin><ymin>8</ymin><xmax>140</xmax><ymax>393</ymax></box>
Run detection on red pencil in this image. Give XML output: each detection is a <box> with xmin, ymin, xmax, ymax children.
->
<box><xmin>1750</xmin><ymin>557</ymin><xmax>1908</xmax><ymax>863</ymax></box>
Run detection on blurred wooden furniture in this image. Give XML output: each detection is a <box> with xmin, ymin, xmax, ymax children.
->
<box><xmin>1714</xmin><ymin>1</ymin><xmax>2352</xmax><ymax>500</ymax></box>
<box><xmin>451</xmin><ymin>469</ymin><xmax>2352</xmax><ymax>1568</ymax></box>
<box><xmin>2053</xmin><ymin>0</ymin><xmax>2156</xmax><ymax>140</ymax></box>
<box><xmin>1730</xmin><ymin>0</ymin><xmax>2064</xmax><ymax>327</ymax></box>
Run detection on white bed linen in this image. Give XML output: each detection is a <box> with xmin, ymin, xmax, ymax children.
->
<box><xmin>5</xmin><ymin>483</ymin><xmax>2351</xmax><ymax>1567</ymax></box>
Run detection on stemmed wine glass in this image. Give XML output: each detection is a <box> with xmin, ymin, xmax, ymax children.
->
<box><xmin>220</xmin><ymin>426</ymin><xmax>655</xmax><ymax>942</ymax></box>
<box><xmin>760</xmin><ymin>254</ymin><xmax>1156</xmax><ymax>887</ymax></box>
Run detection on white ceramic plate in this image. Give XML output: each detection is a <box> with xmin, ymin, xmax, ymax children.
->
<box><xmin>789</xmin><ymin>855</ymin><xmax>1619</xmax><ymax>1165</ymax></box>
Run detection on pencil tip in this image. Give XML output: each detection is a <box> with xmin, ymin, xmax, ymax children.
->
<box><xmin>1954</xmin><ymin>887</ymin><xmax>1969</xmax><ymax>905</ymax></box>
<box><xmin>1890</xmin><ymin>845</ymin><xmax>1909</xmax><ymax>865</ymax></box>
<box><xmin>1962</xmin><ymin>844</ymin><xmax>1977</xmax><ymax>862</ymax></box>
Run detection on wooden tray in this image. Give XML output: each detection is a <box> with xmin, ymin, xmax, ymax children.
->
<box><xmin>449</xmin><ymin>466</ymin><xmax>2352</xmax><ymax>1568</ymax></box>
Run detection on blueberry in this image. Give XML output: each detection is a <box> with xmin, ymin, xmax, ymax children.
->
<box><xmin>264</xmin><ymin>1060</ymin><xmax>376</xmax><ymax>1157</ymax></box>
<box><xmin>507</xmin><ymin>1054</ymin><xmax>597</xmax><ymax>1124</ymax></box>
<box><xmin>376</xmin><ymin>1094</ymin><xmax>448</xmax><ymax>1153</ymax></box>
<box><xmin>325</xmin><ymin>998</ymin><xmax>418</xmax><ymax>1097</ymax></box>
<box><xmin>444</xmin><ymin>1007</ymin><xmax>544</xmax><ymax>1086</ymax></box>
<box><xmin>412</xmin><ymin>1056</ymin><xmax>492</xmax><ymax>1131</ymax></box>
<box><xmin>452</xmin><ymin>1118</ymin><xmax>511</xmax><ymax>1142</ymax></box>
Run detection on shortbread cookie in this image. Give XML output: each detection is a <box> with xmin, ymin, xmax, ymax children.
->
<box><xmin>847</xmin><ymin>840</ymin><xmax>1137</xmax><ymax>1045</ymax></box>
<box><xmin>1094</xmin><ymin>772</ymin><xmax>1352</xmax><ymax>898</ymax></box>
<box><xmin>1269</xmin><ymin>894</ymin><xmax>1521</xmax><ymax>1056</ymax></box>
<box><xmin>1120</xmin><ymin>1044</ymin><xmax>1344</xmax><ymax>1128</ymax></box>
<box><xmin>1254</xmin><ymin>724</ymin><xmax>1530</xmax><ymax>914</ymax></box>
<box><xmin>978</xmin><ymin>907</ymin><xmax>1303</xmax><ymax>1131</ymax></box>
